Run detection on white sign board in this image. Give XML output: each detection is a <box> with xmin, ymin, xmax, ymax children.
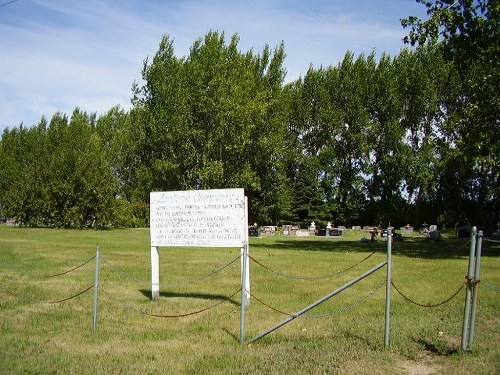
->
<box><xmin>150</xmin><ymin>188</ymin><xmax>246</xmax><ymax>247</ymax></box>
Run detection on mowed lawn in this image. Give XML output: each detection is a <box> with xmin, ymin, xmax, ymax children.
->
<box><xmin>1</xmin><ymin>225</ymin><xmax>499</xmax><ymax>374</ymax></box>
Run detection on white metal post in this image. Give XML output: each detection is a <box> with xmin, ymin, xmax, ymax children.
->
<box><xmin>240</xmin><ymin>241</ymin><xmax>248</xmax><ymax>344</ymax></box>
<box><xmin>244</xmin><ymin>196</ymin><xmax>250</xmax><ymax>304</ymax></box>
<box><xmin>384</xmin><ymin>227</ymin><xmax>392</xmax><ymax>348</ymax></box>
<box><xmin>151</xmin><ymin>246</ymin><xmax>160</xmax><ymax>301</ymax></box>
<box><xmin>461</xmin><ymin>226</ymin><xmax>477</xmax><ymax>351</ymax></box>
<box><xmin>92</xmin><ymin>245</ymin><xmax>100</xmax><ymax>331</ymax></box>
<box><xmin>468</xmin><ymin>229</ymin><xmax>483</xmax><ymax>348</ymax></box>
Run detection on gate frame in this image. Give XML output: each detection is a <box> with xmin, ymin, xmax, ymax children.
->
<box><xmin>248</xmin><ymin>227</ymin><xmax>393</xmax><ymax>345</ymax></box>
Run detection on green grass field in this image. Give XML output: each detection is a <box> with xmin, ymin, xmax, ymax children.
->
<box><xmin>1</xmin><ymin>226</ymin><xmax>499</xmax><ymax>374</ymax></box>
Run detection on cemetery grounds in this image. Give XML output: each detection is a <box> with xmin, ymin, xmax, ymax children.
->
<box><xmin>0</xmin><ymin>225</ymin><xmax>499</xmax><ymax>374</ymax></box>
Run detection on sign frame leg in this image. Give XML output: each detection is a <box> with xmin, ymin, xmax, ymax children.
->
<box><xmin>151</xmin><ymin>246</ymin><xmax>160</xmax><ymax>301</ymax></box>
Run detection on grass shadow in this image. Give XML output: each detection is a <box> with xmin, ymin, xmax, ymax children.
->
<box><xmin>251</xmin><ymin>234</ymin><xmax>499</xmax><ymax>259</ymax></box>
<box><xmin>251</xmin><ymin>238</ymin><xmax>386</xmax><ymax>254</ymax></box>
<box><xmin>415</xmin><ymin>338</ymin><xmax>460</xmax><ymax>356</ymax></box>
<box><xmin>341</xmin><ymin>330</ymin><xmax>379</xmax><ymax>351</ymax></box>
<box><xmin>223</xmin><ymin>328</ymin><xmax>239</xmax><ymax>342</ymax></box>
<box><xmin>139</xmin><ymin>289</ymin><xmax>240</xmax><ymax>306</ymax></box>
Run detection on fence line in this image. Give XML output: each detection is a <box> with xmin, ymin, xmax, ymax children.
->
<box><xmin>248</xmin><ymin>251</ymin><xmax>376</xmax><ymax>280</ymax></box>
<box><xmin>48</xmin><ymin>256</ymin><xmax>96</xmax><ymax>277</ymax></box>
<box><xmin>249</xmin><ymin>261</ymin><xmax>388</xmax><ymax>343</ymax></box>
<box><xmin>247</xmin><ymin>280</ymin><xmax>386</xmax><ymax>319</ymax></box>
<box><xmin>100</xmin><ymin>254</ymin><xmax>241</xmax><ymax>287</ymax></box>
<box><xmin>46</xmin><ymin>284</ymin><xmax>94</xmax><ymax>304</ymax></box>
<box><xmin>99</xmin><ymin>286</ymin><xmax>241</xmax><ymax>318</ymax></box>
<box><xmin>303</xmin><ymin>281</ymin><xmax>386</xmax><ymax>319</ymax></box>
<box><xmin>247</xmin><ymin>290</ymin><xmax>292</xmax><ymax>316</ymax></box>
<box><xmin>482</xmin><ymin>280</ymin><xmax>500</xmax><ymax>292</ymax></box>
<box><xmin>1</xmin><ymin>233</ymin><xmax>494</xmax><ymax>343</ymax></box>
<box><xmin>391</xmin><ymin>280</ymin><xmax>465</xmax><ymax>308</ymax></box>
<box><xmin>1</xmin><ymin>283</ymin><xmax>94</xmax><ymax>305</ymax></box>
<box><xmin>0</xmin><ymin>254</ymin><xmax>95</xmax><ymax>278</ymax></box>
<box><xmin>483</xmin><ymin>238</ymin><xmax>500</xmax><ymax>244</ymax></box>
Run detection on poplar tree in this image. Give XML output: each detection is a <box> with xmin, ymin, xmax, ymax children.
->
<box><xmin>402</xmin><ymin>0</ymin><xmax>499</xmax><ymax>227</ymax></box>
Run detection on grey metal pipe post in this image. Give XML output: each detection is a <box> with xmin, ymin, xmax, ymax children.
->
<box><xmin>240</xmin><ymin>242</ymin><xmax>248</xmax><ymax>344</ymax></box>
<box><xmin>468</xmin><ymin>230</ymin><xmax>483</xmax><ymax>348</ymax></box>
<box><xmin>249</xmin><ymin>261</ymin><xmax>388</xmax><ymax>344</ymax></box>
<box><xmin>461</xmin><ymin>226</ymin><xmax>477</xmax><ymax>351</ymax></box>
<box><xmin>384</xmin><ymin>227</ymin><xmax>392</xmax><ymax>348</ymax></box>
<box><xmin>92</xmin><ymin>245</ymin><xmax>100</xmax><ymax>331</ymax></box>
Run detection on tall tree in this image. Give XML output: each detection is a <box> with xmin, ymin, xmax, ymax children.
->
<box><xmin>393</xmin><ymin>47</ymin><xmax>455</xmax><ymax>226</ymax></box>
<box><xmin>131</xmin><ymin>32</ymin><xmax>289</xmax><ymax>224</ymax></box>
<box><xmin>364</xmin><ymin>52</ymin><xmax>407</xmax><ymax>225</ymax></box>
<box><xmin>0</xmin><ymin>110</ymin><xmax>117</xmax><ymax>227</ymax></box>
<box><xmin>402</xmin><ymin>0</ymin><xmax>500</xmax><ymax>227</ymax></box>
<box><xmin>284</xmin><ymin>73</ymin><xmax>331</xmax><ymax>227</ymax></box>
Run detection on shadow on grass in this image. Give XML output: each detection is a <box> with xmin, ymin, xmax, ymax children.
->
<box><xmin>251</xmin><ymin>235</ymin><xmax>499</xmax><ymax>259</ymax></box>
<box><xmin>415</xmin><ymin>338</ymin><xmax>460</xmax><ymax>356</ymax></box>
<box><xmin>341</xmin><ymin>330</ymin><xmax>379</xmax><ymax>351</ymax></box>
<box><xmin>223</xmin><ymin>328</ymin><xmax>239</xmax><ymax>342</ymax></box>
<box><xmin>252</xmin><ymin>238</ymin><xmax>385</xmax><ymax>254</ymax></box>
<box><xmin>139</xmin><ymin>289</ymin><xmax>240</xmax><ymax>306</ymax></box>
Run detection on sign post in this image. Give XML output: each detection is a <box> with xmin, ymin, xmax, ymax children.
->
<box><xmin>151</xmin><ymin>246</ymin><xmax>160</xmax><ymax>301</ymax></box>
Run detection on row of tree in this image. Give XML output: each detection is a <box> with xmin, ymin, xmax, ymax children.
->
<box><xmin>0</xmin><ymin>1</ymin><xmax>498</xmax><ymax>229</ymax></box>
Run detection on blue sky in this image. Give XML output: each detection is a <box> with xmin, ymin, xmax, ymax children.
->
<box><xmin>0</xmin><ymin>0</ymin><xmax>427</xmax><ymax>132</ymax></box>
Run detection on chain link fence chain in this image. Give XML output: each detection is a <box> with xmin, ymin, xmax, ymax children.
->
<box><xmin>391</xmin><ymin>280</ymin><xmax>465</xmax><ymax>308</ymax></box>
<box><xmin>302</xmin><ymin>281</ymin><xmax>386</xmax><ymax>319</ymax></box>
<box><xmin>45</xmin><ymin>284</ymin><xmax>94</xmax><ymax>304</ymax></box>
<box><xmin>100</xmin><ymin>254</ymin><xmax>241</xmax><ymax>287</ymax></box>
<box><xmin>99</xmin><ymin>286</ymin><xmax>240</xmax><ymax>318</ymax></box>
<box><xmin>482</xmin><ymin>280</ymin><xmax>500</xmax><ymax>292</ymax></box>
<box><xmin>248</xmin><ymin>251</ymin><xmax>376</xmax><ymax>280</ymax></box>
<box><xmin>246</xmin><ymin>289</ymin><xmax>292</xmax><ymax>316</ymax></box>
<box><xmin>483</xmin><ymin>238</ymin><xmax>500</xmax><ymax>244</ymax></box>
<box><xmin>0</xmin><ymin>254</ymin><xmax>95</xmax><ymax>278</ymax></box>
<box><xmin>48</xmin><ymin>255</ymin><xmax>96</xmax><ymax>277</ymax></box>
<box><xmin>246</xmin><ymin>280</ymin><xmax>385</xmax><ymax>319</ymax></box>
<box><xmin>1</xmin><ymin>283</ymin><xmax>94</xmax><ymax>305</ymax></box>
<box><xmin>1</xmin><ymin>254</ymin><xmax>95</xmax><ymax>304</ymax></box>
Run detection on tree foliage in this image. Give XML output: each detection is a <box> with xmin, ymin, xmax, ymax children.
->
<box><xmin>0</xmin><ymin>110</ymin><xmax>117</xmax><ymax>227</ymax></box>
<box><xmin>0</xmin><ymin>22</ymin><xmax>498</xmax><ymax>229</ymax></box>
<box><xmin>402</xmin><ymin>0</ymin><xmax>499</xmax><ymax>227</ymax></box>
<box><xmin>129</xmin><ymin>32</ymin><xmax>289</xmax><ymax>224</ymax></box>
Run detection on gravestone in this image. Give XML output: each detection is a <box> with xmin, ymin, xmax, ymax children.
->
<box><xmin>282</xmin><ymin>225</ymin><xmax>292</xmax><ymax>236</ymax></box>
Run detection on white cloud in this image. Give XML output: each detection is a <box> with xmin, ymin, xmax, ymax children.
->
<box><xmin>0</xmin><ymin>0</ymin><xmax>425</xmax><ymax>132</ymax></box>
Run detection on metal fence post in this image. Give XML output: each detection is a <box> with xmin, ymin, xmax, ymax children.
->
<box><xmin>461</xmin><ymin>226</ymin><xmax>477</xmax><ymax>351</ymax></box>
<box><xmin>92</xmin><ymin>245</ymin><xmax>100</xmax><ymax>331</ymax></box>
<box><xmin>468</xmin><ymin>229</ymin><xmax>483</xmax><ymax>348</ymax></box>
<box><xmin>240</xmin><ymin>241</ymin><xmax>248</xmax><ymax>344</ymax></box>
<box><xmin>384</xmin><ymin>227</ymin><xmax>392</xmax><ymax>348</ymax></box>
